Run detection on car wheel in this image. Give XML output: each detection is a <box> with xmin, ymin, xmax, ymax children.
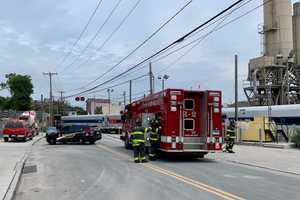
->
<box><xmin>80</xmin><ymin>139</ymin><xmax>85</xmax><ymax>145</ymax></box>
<box><xmin>89</xmin><ymin>140</ymin><xmax>95</xmax><ymax>145</ymax></box>
<box><xmin>49</xmin><ymin>138</ymin><xmax>56</xmax><ymax>145</ymax></box>
<box><xmin>4</xmin><ymin>137</ymin><xmax>8</xmax><ymax>142</ymax></box>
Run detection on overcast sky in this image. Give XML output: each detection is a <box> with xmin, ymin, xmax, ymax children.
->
<box><xmin>1</xmin><ymin>0</ymin><xmax>296</xmax><ymax>107</ymax></box>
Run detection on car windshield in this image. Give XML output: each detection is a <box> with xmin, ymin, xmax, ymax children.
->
<box><xmin>5</xmin><ymin>122</ymin><xmax>23</xmax><ymax>128</ymax></box>
<box><xmin>47</xmin><ymin>127</ymin><xmax>57</xmax><ymax>131</ymax></box>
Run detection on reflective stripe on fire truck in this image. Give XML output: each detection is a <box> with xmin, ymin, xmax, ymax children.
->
<box><xmin>206</xmin><ymin>137</ymin><xmax>223</xmax><ymax>143</ymax></box>
<box><xmin>160</xmin><ymin>136</ymin><xmax>180</xmax><ymax>143</ymax></box>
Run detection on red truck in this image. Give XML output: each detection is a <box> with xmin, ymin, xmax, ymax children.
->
<box><xmin>2</xmin><ymin>119</ymin><xmax>33</xmax><ymax>142</ymax></box>
<box><xmin>121</xmin><ymin>89</ymin><xmax>223</xmax><ymax>158</ymax></box>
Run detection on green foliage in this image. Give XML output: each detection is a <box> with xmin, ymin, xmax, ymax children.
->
<box><xmin>291</xmin><ymin>130</ymin><xmax>300</xmax><ymax>148</ymax></box>
<box><xmin>0</xmin><ymin>74</ymin><xmax>33</xmax><ymax>110</ymax></box>
<box><xmin>73</xmin><ymin>106</ymin><xmax>87</xmax><ymax>115</ymax></box>
<box><xmin>94</xmin><ymin>106</ymin><xmax>103</xmax><ymax>114</ymax></box>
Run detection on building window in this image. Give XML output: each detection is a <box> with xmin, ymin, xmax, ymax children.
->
<box><xmin>184</xmin><ymin>99</ymin><xmax>194</xmax><ymax>110</ymax></box>
<box><xmin>184</xmin><ymin>119</ymin><xmax>194</xmax><ymax>130</ymax></box>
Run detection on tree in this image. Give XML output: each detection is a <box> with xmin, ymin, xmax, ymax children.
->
<box><xmin>5</xmin><ymin>74</ymin><xmax>33</xmax><ymax>110</ymax></box>
<box><xmin>94</xmin><ymin>106</ymin><xmax>103</xmax><ymax>114</ymax></box>
<box><xmin>72</xmin><ymin>106</ymin><xmax>87</xmax><ymax>115</ymax></box>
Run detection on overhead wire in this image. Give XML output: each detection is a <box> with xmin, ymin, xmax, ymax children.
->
<box><xmin>156</xmin><ymin>0</ymin><xmax>270</xmax><ymax>74</ymax></box>
<box><xmin>56</xmin><ymin>0</ymin><xmax>104</xmax><ymax>68</ymax></box>
<box><xmin>72</xmin><ymin>0</ymin><xmax>143</xmax><ymax>73</ymax></box>
<box><xmin>68</xmin><ymin>0</ymin><xmax>269</xmax><ymax>102</ymax></box>
<box><xmin>70</xmin><ymin>0</ymin><xmax>193</xmax><ymax>91</ymax></box>
<box><xmin>64</xmin><ymin>0</ymin><xmax>245</xmax><ymax>98</ymax></box>
<box><xmin>60</xmin><ymin>0</ymin><xmax>123</xmax><ymax>72</ymax></box>
<box><xmin>125</xmin><ymin>0</ymin><xmax>254</xmax><ymax>76</ymax></box>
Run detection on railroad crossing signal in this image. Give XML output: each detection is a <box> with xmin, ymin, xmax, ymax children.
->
<box><xmin>75</xmin><ymin>96</ymin><xmax>85</xmax><ymax>101</ymax></box>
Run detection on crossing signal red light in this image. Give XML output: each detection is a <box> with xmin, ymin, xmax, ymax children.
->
<box><xmin>81</xmin><ymin>97</ymin><xmax>85</xmax><ymax>101</ymax></box>
<box><xmin>75</xmin><ymin>97</ymin><xmax>80</xmax><ymax>101</ymax></box>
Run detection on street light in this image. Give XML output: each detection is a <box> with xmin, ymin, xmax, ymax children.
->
<box><xmin>158</xmin><ymin>74</ymin><xmax>170</xmax><ymax>91</ymax></box>
<box><xmin>107</xmin><ymin>89</ymin><xmax>114</xmax><ymax>114</ymax></box>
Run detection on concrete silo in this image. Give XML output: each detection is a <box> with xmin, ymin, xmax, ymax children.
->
<box><xmin>244</xmin><ymin>0</ymin><xmax>300</xmax><ymax>106</ymax></box>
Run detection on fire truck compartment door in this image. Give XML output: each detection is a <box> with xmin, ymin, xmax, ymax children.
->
<box><xmin>182</xmin><ymin>98</ymin><xmax>200</xmax><ymax>137</ymax></box>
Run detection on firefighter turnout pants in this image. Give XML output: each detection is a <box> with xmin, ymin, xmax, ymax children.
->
<box><xmin>133</xmin><ymin>143</ymin><xmax>146</xmax><ymax>162</ymax></box>
<box><xmin>148</xmin><ymin>142</ymin><xmax>159</xmax><ymax>160</ymax></box>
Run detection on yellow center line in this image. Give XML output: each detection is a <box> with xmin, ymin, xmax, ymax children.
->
<box><xmin>96</xmin><ymin>144</ymin><xmax>246</xmax><ymax>200</ymax></box>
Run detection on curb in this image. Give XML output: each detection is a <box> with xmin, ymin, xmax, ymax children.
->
<box><xmin>236</xmin><ymin>142</ymin><xmax>292</xmax><ymax>149</ymax></box>
<box><xmin>224</xmin><ymin>159</ymin><xmax>300</xmax><ymax>176</ymax></box>
<box><xmin>2</xmin><ymin>136</ymin><xmax>43</xmax><ymax>200</ymax></box>
<box><xmin>3</xmin><ymin>153</ymin><xmax>27</xmax><ymax>200</ymax></box>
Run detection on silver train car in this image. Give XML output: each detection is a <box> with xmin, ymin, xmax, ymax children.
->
<box><xmin>222</xmin><ymin>104</ymin><xmax>300</xmax><ymax>125</ymax></box>
<box><xmin>62</xmin><ymin>114</ymin><xmax>122</xmax><ymax>134</ymax></box>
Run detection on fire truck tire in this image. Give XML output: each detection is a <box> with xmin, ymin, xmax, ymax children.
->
<box><xmin>4</xmin><ymin>137</ymin><xmax>8</xmax><ymax>142</ymax></box>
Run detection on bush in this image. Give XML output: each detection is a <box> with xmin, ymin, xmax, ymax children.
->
<box><xmin>291</xmin><ymin>131</ymin><xmax>300</xmax><ymax>148</ymax></box>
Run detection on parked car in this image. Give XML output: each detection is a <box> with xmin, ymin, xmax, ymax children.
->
<box><xmin>2</xmin><ymin>120</ymin><xmax>33</xmax><ymax>142</ymax></box>
<box><xmin>46</xmin><ymin>125</ymin><xmax>100</xmax><ymax>145</ymax></box>
<box><xmin>46</xmin><ymin>127</ymin><xmax>59</xmax><ymax>144</ymax></box>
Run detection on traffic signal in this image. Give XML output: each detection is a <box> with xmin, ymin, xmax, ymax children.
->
<box><xmin>75</xmin><ymin>96</ymin><xmax>85</xmax><ymax>102</ymax></box>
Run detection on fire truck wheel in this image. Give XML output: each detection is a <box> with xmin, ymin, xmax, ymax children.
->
<box><xmin>4</xmin><ymin>137</ymin><xmax>8</xmax><ymax>142</ymax></box>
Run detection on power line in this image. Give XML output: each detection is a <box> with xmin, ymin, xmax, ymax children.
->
<box><xmin>128</xmin><ymin>0</ymin><xmax>254</xmax><ymax>75</ymax></box>
<box><xmin>60</xmin><ymin>0</ymin><xmax>123</xmax><ymax>72</ymax></box>
<box><xmin>71</xmin><ymin>0</ymin><xmax>193</xmax><ymax>91</ymax></box>
<box><xmin>155</xmin><ymin>0</ymin><xmax>270</xmax><ymax>73</ymax></box>
<box><xmin>83</xmin><ymin>73</ymin><xmax>148</xmax><ymax>97</ymax></box>
<box><xmin>72</xmin><ymin>0</ymin><xmax>143</xmax><ymax>73</ymax></box>
<box><xmin>65</xmin><ymin>0</ymin><xmax>245</xmax><ymax>97</ymax></box>
<box><xmin>57</xmin><ymin>0</ymin><xmax>104</xmax><ymax>68</ymax></box>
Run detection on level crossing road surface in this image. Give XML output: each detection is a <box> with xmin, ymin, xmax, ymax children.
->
<box><xmin>14</xmin><ymin>134</ymin><xmax>300</xmax><ymax>200</ymax></box>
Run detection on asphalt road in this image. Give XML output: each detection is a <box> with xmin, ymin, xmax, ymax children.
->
<box><xmin>14</xmin><ymin>134</ymin><xmax>300</xmax><ymax>200</ymax></box>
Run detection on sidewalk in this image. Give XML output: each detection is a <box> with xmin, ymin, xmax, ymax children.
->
<box><xmin>208</xmin><ymin>145</ymin><xmax>300</xmax><ymax>175</ymax></box>
<box><xmin>0</xmin><ymin>135</ymin><xmax>43</xmax><ymax>200</ymax></box>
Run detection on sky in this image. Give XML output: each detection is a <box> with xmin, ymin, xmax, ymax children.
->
<box><xmin>0</xmin><ymin>0</ymin><xmax>294</xmax><ymax>108</ymax></box>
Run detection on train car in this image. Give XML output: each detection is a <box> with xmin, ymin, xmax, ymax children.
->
<box><xmin>61</xmin><ymin>114</ymin><xmax>122</xmax><ymax>134</ymax></box>
<box><xmin>222</xmin><ymin>104</ymin><xmax>300</xmax><ymax>125</ymax></box>
<box><xmin>121</xmin><ymin>88</ymin><xmax>223</xmax><ymax>157</ymax></box>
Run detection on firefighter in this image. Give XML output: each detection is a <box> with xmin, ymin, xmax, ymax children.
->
<box><xmin>131</xmin><ymin>120</ymin><xmax>147</xmax><ymax>163</ymax></box>
<box><xmin>148</xmin><ymin>120</ymin><xmax>161</xmax><ymax>160</ymax></box>
<box><xmin>225</xmin><ymin>122</ymin><xmax>235</xmax><ymax>153</ymax></box>
<box><xmin>144</xmin><ymin>126</ymin><xmax>152</xmax><ymax>156</ymax></box>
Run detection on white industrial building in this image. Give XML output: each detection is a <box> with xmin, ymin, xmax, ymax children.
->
<box><xmin>86</xmin><ymin>98</ymin><xmax>122</xmax><ymax>115</ymax></box>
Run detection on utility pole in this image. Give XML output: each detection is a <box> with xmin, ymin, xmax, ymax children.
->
<box><xmin>234</xmin><ymin>55</ymin><xmax>239</xmax><ymax>142</ymax></box>
<box><xmin>41</xmin><ymin>94</ymin><xmax>44</xmax><ymax>128</ymax></box>
<box><xmin>57</xmin><ymin>91</ymin><xmax>65</xmax><ymax>115</ymax></box>
<box><xmin>43</xmin><ymin>72</ymin><xmax>57</xmax><ymax>126</ymax></box>
<box><xmin>129</xmin><ymin>80</ymin><xmax>132</xmax><ymax>104</ymax></box>
<box><xmin>149</xmin><ymin>62</ymin><xmax>153</xmax><ymax>95</ymax></box>
<box><xmin>107</xmin><ymin>89</ymin><xmax>113</xmax><ymax>114</ymax></box>
<box><xmin>123</xmin><ymin>91</ymin><xmax>126</xmax><ymax>107</ymax></box>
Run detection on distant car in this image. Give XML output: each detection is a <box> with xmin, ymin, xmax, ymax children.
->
<box><xmin>2</xmin><ymin>120</ymin><xmax>33</xmax><ymax>142</ymax></box>
<box><xmin>46</xmin><ymin>127</ymin><xmax>59</xmax><ymax>144</ymax></box>
<box><xmin>46</xmin><ymin>125</ymin><xmax>100</xmax><ymax>145</ymax></box>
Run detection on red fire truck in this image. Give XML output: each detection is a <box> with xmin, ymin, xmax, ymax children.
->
<box><xmin>121</xmin><ymin>88</ymin><xmax>223</xmax><ymax>157</ymax></box>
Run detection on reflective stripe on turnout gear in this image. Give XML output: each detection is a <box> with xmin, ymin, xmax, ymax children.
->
<box><xmin>131</xmin><ymin>131</ymin><xmax>145</xmax><ymax>144</ymax></box>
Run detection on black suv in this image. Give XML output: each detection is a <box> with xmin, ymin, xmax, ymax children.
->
<box><xmin>46</xmin><ymin>125</ymin><xmax>101</xmax><ymax>145</ymax></box>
